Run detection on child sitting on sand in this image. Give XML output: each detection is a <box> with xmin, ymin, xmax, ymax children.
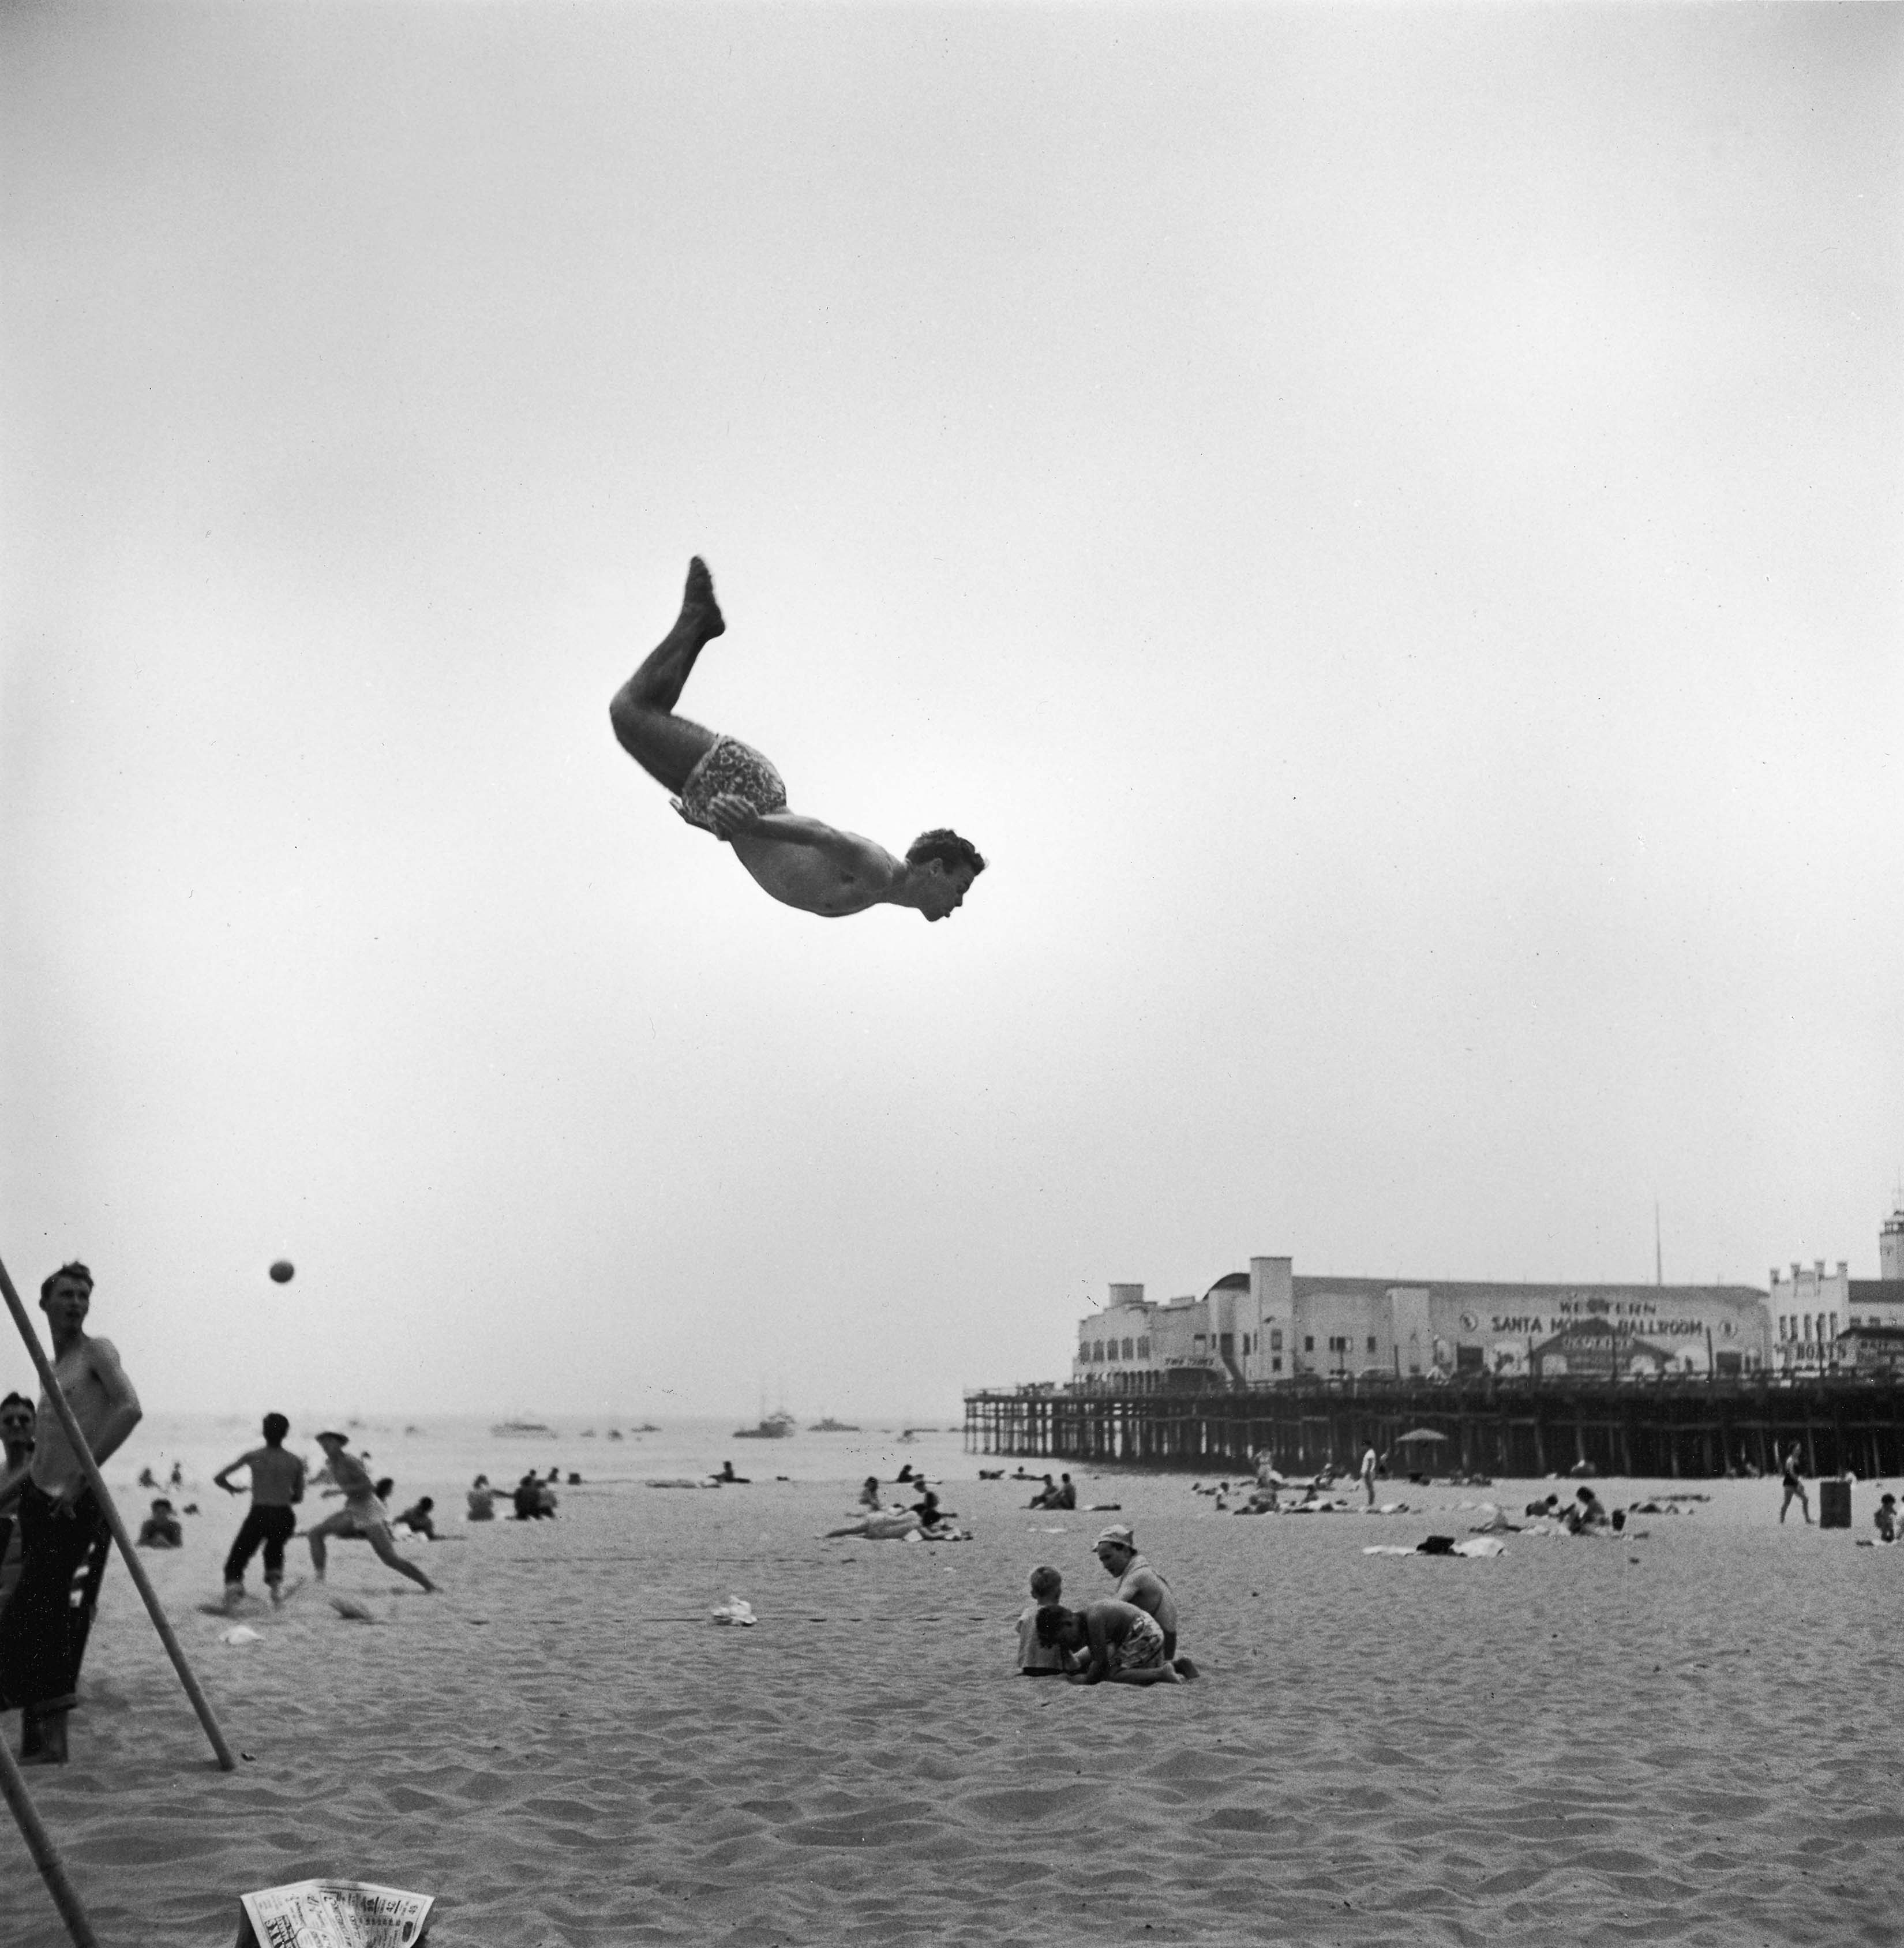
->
<box><xmin>1875</xmin><ymin>1494</ymin><xmax>1898</xmax><ymax>1544</ymax></box>
<box><xmin>1036</xmin><ymin>1600</ymin><xmax>1182</xmax><ymax>1686</ymax></box>
<box><xmin>1017</xmin><ymin>1567</ymin><xmax>1070</xmax><ymax>1676</ymax></box>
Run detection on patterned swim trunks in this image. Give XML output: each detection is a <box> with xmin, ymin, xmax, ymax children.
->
<box><xmin>1110</xmin><ymin>1610</ymin><xmax>1168</xmax><ymax>1672</ymax></box>
<box><xmin>673</xmin><ymin>732</ymin><xmax>789</xmax><ymax>833</ymax></box>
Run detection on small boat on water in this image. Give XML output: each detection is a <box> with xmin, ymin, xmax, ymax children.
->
<box><xmin>490</xmin><ymin>1419</ymin><xmax>558</xmax><ymax>1438</ymax></box>
<box><xmin>808</xmin><ymin>1418</ymin><xmax>861</xmax><ymax>1432</ymax></box>
<box><xmin>733</xmin><ymin>1410</ymin><xmax>797</xmax><ymax>1440</ymax></box>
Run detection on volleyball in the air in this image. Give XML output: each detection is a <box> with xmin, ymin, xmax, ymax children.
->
<box><xmin>268</xmin><ymin>1260</ymin><xmax>295</xmax><ymax>1284</ymax></box>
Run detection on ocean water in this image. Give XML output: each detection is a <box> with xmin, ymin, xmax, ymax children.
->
<box><xmin>98</xmin><ymin>1409</ymin><xmax>979</xmax><ymax>1512</ymax></box>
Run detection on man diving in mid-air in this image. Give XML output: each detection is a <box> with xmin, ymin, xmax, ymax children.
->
<box><xmin>610</xmin><ymin>559</ymin><xmax>985</xmax><ymax>921</ymax></box>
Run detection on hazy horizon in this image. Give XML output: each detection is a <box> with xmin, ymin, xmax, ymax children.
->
<box><xmin>5</xmin><ymin>4</ymin><xmax>1898</xmax><ymax>1419</ymax></box>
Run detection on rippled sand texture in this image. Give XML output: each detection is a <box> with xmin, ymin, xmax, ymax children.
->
<box><xmin>6</xmin><ymin>1474</ymin><xmax>1903</xmax><ymax>1946</ymax></box>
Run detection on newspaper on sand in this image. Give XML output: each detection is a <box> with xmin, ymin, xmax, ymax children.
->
<box><xmin>235</xmin><ymin>1879</ymin><xmax>434</xmax><ymax>1948</ymax></box>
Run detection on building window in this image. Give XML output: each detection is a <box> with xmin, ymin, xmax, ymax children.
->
<box><xmin>1271</xmin><ymin>1357</ymin><xmax>1282</xmax><ymax>1373</ymax></box>
<box><xmin>1830</xmin><ymin>1314</ymin><xmax>1838</xmax><ymax>1338</ymax></box>
<box><xmin>1303</xmin><ymin>1336</ymin><xmax>1315</xmax><ymax>1353</ymax></box>
<box><xmin>1092</xmin><ymin>1340</ymin><xmax>1104</xmax><ymax>1362</ymax></box>
<box><xmin>1366</xmin><ymin>1335</ymin><xmax>1378</xmax><ymax>1353</ymax></box>
<box><xmin>1219</xmin><ymin>1333</ymin><xmax>1234</xmax><ymax>1355</ymax></box>
<box><xmin>1137</xmin><ymin>1336</ymin><xmax>1150</xmax><ymax>1359</ymax></box>
<box><xmin>1327</xmin><ymin>1335</ymin><xmax>1347</xmax><ymax>1353</ymax></box>
<box><xmin>1120</xmin><ymin>1337</ymin><xmax>1134</xmax><ymax>1361</ymax></box>
<box><xmin>1240</xmin><ymin>1333</ymin><xmax>1251</xmax><ymax>1355</ymax></box>
<box><xmin>1270</xmin><ymin>1329</ymin><xmax>1283</xmax><ymax>1352</ymax></box>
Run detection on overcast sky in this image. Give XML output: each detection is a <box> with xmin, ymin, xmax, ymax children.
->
<box><xmin>3</xmin><ymin>3</ymin><xmax>1898</xmax><ymax>1418</ymax></box>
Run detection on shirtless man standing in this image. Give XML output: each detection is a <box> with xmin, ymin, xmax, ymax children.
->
<box><xmin>609</xmin><ymin>559</ymin><xmax>985</xmax><ymax>920</ymax></box>
<box><xmin>0</xmin><ymin>1263</ymin><xmax>143</xmax><ymax>1763</ymax></box>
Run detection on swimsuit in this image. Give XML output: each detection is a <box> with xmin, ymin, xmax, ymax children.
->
<box><xmin>673</xmin><ymin>732</ymin><xmax>788</xmax><ymax>832</ymax></box>
<box><xmin>1109</xmin><ymin>1610</ymin><xmax>1168</xmax><ymax>1672</ymax></box>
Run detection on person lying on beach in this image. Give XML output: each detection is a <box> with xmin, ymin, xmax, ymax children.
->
<box><xmin>213</xmin><ymin>1412</ymin><xmax>306</xmax><ymax>1607</ymax></box>
<box><xmin>1016</xmin><ymin>1566</ymin><xmax>1072</xmax><ymax>1676</ymax></box>
<box><xmin>305</xmin><ymin>1433</ymin><xmax>435</xmax><ymax>1593</ymax></box>
<box><xmin>609</xmin><ymin>558</ymin><xmax>985</xmax><ymax>921</ymax></box>
<box><xmin>1036</xmin><ymin>1601</ymin><xmax>1181</xmax><ymax>1685</ymax></box>
<box><xmin>824</xmin><ymin>1510</ymin><xmax>929</xmax><ymax>1540</ymax></box>
<box><xmin>137</xmin><ymin>1497</ymin><xmax>183</xmax><ymax>1547</ymax></box>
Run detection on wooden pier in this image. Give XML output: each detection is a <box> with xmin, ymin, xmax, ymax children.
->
<box><xmin>964</xmin><ymin>1375</ymin><xmax>1904</xmax><ymax>1479</ymax></box>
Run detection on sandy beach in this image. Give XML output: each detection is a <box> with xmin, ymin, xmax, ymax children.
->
<box><xmin>6</xmin><ymin>1459</ymin><xmax>1903</xmax><ymax>1947</ymax></box>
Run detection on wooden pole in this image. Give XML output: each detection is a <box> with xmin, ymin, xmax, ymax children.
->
<box><xmin>0</xmin><ymin>1252</ymin><xmax>237</xmax><ymax>1772</ymax></box>
<box><xmin>0</xmin><ymin>1736</ymin><xmax>103</xmax><ymax>1948</ymax></box>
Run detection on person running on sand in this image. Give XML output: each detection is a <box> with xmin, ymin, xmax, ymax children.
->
<box><xmin>1036</xmin><ymin>1599</ymin><xmax>1181</xmax><ymax>1686</ymax></box>
<box><xmin>305</xmin><ymin>1433</ymin><xmax>434</xmax><ymax>1592</ymax></box>
<box><xmin>1778</xmin><ymin>1447</ymin><xmax>1811</xmax><ymax>1524</ymax></box>
<box><xmin>214</xmin><ymin>1413</ymin><xmax>306</xmax><ymax>1607</ymax></box>
<box><xmin>609</xmin><ymin>559</ymin><xmax>985</xmax><ymax>921</ymax></box>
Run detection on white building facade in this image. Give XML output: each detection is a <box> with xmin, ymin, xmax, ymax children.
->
<box><xmin>1073</xmin><ymin>1253</ymin><xmax>1772</xmax><ymax>1389</ymax></box>
<box><xmin>1770</xmin><ymin>1205</ymin><xmax>1904</xmax><ymax>1375</ymax></box>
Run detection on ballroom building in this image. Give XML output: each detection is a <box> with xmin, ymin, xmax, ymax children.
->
<box><xmin>1071</xmin><ymin>1255</ymin><xmax>1773</xmax><ymax>1390</ymax></box>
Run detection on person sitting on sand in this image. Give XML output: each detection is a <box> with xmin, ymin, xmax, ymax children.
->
<box><xmin>1051</xmin><ymin>1473</ymin><xmax>1077</xmax><ymax>1511</ymax></box>
<box><xmin>1036</xmin><ymin>1599</ymin><xmax>1182</xmax><ymax>1686</ymax></box>
<box><xmin>396</xmin><ymin>1497</ymin><xmax>437</xmax><ymax>1539</ymax></box>
<box><xmin>1566</xmin><ymin>1486</ymin><xmax>1609</xmax><ymax>1534</ymax></box>
<box><xmin>1027</xmin><ymin>1474</ymin><xmax>1058</xmax><ymax>1509</ymax></box>
<box><xmin>912</xmin><ymin>1485</ymin><xmax>945</xmax><ymax>1527</ymax></box>
<box><xmin>857</xmin><ymin>1475</ymin><xmax>882</xmax><ymax>1511</ymax></box>
<box><xmin>1093</xmin><ymin>1524</ymin><xmax>1196</xmax><ymax>1677</ymax></box>
<box><xmin>305</xmin><ymin>1433</ymin><xmax>434</xmax><ymax>1593</ymax></box>
<box><xmin>609</xmin><ymin>558</ymin><xmax>985</xmax><ymax>923</ymax></box>
<box><xmin>1876</xmin><ymin>1494</ymin><xmax>1899</xmax><ymax>1545</ymax></box>
<box><xmin>213</xmin><ymin>1412</ymin><xmax>307</xmax><ymax>1608</ymax></box>
<box><xmin>137</xmin><ymin>1497</ymin><xmax>183</xmax><ymax>1548</ymax></box>
<box><xmin>1017</xmin><ymin>1566</ymin><xmax>1071</xmax><ymax>1676</ymax></box>
<box><xmin>467</xmin><ymin>1475</ymin><xmax>496</xmax><ymax>1521</ymax></box>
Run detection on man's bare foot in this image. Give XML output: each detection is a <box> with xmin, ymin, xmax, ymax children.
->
<box><xmin>684</xmin><ymin>556</ymin><xmax>726</xmax><ymax>640</ymax></box>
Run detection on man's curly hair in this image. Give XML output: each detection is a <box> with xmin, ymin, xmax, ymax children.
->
<box><xmin>905</xmin><ymin>829</ymin><xmax>986</xmax><ymax>877</ymax></box>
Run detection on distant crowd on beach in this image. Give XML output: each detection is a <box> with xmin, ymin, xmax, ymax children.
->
<box><xmin>10</xmin><ymin>1255</ymin><xmax>1904</xmax><ymax>1770</ymax></box>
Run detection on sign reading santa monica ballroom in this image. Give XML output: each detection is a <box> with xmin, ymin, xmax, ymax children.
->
<box><xmin>1060</xmin><ymin>1204</ymin><xmax>1904</xmax><ymax>1393</ymax></box>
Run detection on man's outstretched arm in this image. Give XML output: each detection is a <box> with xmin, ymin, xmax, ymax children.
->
<box><xmin>707</xmin><ymin>796</ymin><xmax>903</xmax><ymax>879</ymax></box>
